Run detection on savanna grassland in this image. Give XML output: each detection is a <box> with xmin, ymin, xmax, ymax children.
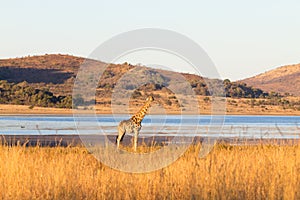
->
<box><xmin>1</xmin><ymin>143</ymin><xmax>300</xmax><ymax>199</ymax></box>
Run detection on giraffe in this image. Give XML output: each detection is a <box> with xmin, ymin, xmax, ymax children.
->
<box><xmin>116</xmin><ymin>96</ymin><xmax>154</xmax><ymax>151</ymax></box>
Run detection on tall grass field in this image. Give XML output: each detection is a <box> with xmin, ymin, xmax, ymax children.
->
<box><xmin>0</xmin><ymin>143</ymin><xmax>300</xmax><ymax>199</ymax></box>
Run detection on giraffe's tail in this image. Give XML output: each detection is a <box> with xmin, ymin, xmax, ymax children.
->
<box><xmin>116</xmin><ymin>125</ymin><xmax>126</xmax><ymax>143</ymax></box>
<box><xmin>116</xmin><ymin>133</ymin><xmax>125</xmax><ymax>142</ymax></box>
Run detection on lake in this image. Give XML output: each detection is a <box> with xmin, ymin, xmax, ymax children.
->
<box><xmin>0</xmin><ymin>115</ymin><xmax>300</xmax><ymax>140</ymax></box>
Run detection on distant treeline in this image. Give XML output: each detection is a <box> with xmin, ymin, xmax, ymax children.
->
<box><xmin>0</xmin><ymin>75</ymin><xmax>282</xmax><ymax>109</ymax></box>
<box><xmin>97</xmin><ymin>66</ymin><xmax>279</xmax><ymax>98</ymax></box>
<box><xmin>0</xmin><ymin>80</ymin><xmax>72</xmax><ymax>108</ymax></box>
<box><xmin>190</xmin><ymin>79</ymin><xmax>270</xmax><ymax>98</ymax></box>
<box><xmin>112</xmin><ymin>76</ymin><xmax>276</xmax><ymax>98</ymax></box>
<box><xmin>222</xmin><ymin>79</ymin><xmax>273</xmax><ymax>98</ymax></box>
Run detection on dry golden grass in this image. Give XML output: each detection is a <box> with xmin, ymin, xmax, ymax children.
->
<box><xmin>1</xmin><ymin>143</ymin><xmax>300</xmax><ymax>199</ymax></box>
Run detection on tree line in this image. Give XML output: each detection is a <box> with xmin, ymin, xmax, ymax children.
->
<box><xmin>0</xmin><ymin>80</ymin><xmax>72</xmax><ymax>108</ymax></box>
<box><xmin>0</xmin><ymin>76</ymin><xmax>284</xmax><ymax>109</ymax></box>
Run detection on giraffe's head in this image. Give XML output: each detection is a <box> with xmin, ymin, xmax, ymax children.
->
<box><xmin>146</xmin><ymin>96</ymin><xmax>154</xmax><ymax>102</ymax></box>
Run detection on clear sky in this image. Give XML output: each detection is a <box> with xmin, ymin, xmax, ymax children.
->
<box><xmin>1</xmin><ymin>0</ymin><xmax>300</xmax><ymax>80</ymax></box>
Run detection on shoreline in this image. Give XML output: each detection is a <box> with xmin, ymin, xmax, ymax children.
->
<box><xmin>1</xmin><ymin>113</ymin><xmax>300</xmax><ymax>116</ymax></box>
<box><xmin>1</xmin><ymin>104</ymin><xmax>300</xmax><ymax>116</ymax></box>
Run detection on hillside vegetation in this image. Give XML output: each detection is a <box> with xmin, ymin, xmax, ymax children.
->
<box><xmin>0</xmin><ymin>54</ymin><xmax>296</xmax><ymax>111</ymax></box>
<box><xmin>0</xmin><ymin>54</ymin><xmax>82</xmax><ymax>96</ymax></box>
<box><xmin>0</xmin><ymin>80</ymin><xmax>72</xmax><ymax>108</ymax></box>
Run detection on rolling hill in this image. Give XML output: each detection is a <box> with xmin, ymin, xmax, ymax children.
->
<box><xmin>0</xmin><ymin>54</ymin><xmax>268</xmax><ymax>97</ymax></box>
<box><xmin>1</xmin><ymin>54</ymin><xmax>300</xmax><ymax>114</ymax></box>
<box><xmin>0</xmin><ymin>54</ymin><xmax>284</xmax><ymax>112</ymax></box>
<box><xmin>241</xmin><ymin>63</ymin><xmax>300</xmax><ymax>96</ymax></box>
<box><xmin>0</xmin><ymin>54</ymin><xmax>83</xmax><ymax>96</ymax></box>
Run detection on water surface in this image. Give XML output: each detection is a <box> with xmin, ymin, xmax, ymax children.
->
<box><xmin>0</xmin><ymin>115</ymin><xmax>299</xmax><ymax>139</ymax></box>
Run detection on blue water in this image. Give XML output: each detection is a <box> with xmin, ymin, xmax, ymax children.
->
<box><xmin>0</xmin><ymin>115</ymin><xmax>300</xmax><ymax>139</ymax></box>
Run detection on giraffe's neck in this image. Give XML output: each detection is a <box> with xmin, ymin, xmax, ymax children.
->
<box><xmin>131</xmin><ymin>100</ymin><xmax>152</xmax><ymax>125</ymax></box>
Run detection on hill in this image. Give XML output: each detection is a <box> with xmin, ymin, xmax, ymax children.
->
<box><xmin>0</xmin><ymin>54</ymin><xmax>282</xmax><ymax>112</ymax></box>
<box><xmin>0</xmin><ymin>54</ymin><xmax>84</xmax><ymax>96</ymax></box>
<box><xmin>241</xmin><ymin>63</ymin><xmax>300</xmax><ymax>96</ymax></box>
<box><xmin>0</xmin><ymin>54</ymin><xmax>269</xmax><ymax>96</ymax></box>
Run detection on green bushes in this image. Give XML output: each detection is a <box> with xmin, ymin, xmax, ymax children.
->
<box><xmin>0</xmin><ymin>81</ymin><xmax>72</xmax><ymax>108</ymax></box>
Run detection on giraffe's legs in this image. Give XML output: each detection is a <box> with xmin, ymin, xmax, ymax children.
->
<box><xmin>116</xmin><ymin>126</ymin><xmax>125</xmax><ymax>149</ymax></box>
<box><xmin>133</xmin><ymin>129</ymin><xmax>139</xmax><ymax>151</ymax></box>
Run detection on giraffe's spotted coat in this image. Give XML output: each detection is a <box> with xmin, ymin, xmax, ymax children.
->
<box><xmin>116</xmin><ymin>96</ymin><xmax>154</xmax><ymax>151</ymax></box>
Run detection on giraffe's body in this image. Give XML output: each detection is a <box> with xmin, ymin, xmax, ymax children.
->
<box><xmin>116</xmin><ymin>96</ymin><xmax>154</xmax><ymax>151</ymax></box>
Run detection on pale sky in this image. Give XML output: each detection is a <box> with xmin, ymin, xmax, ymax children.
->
<box><xmin>1</xmin><ymin>0</ymin><xmax>300</xmax><ymax>80</ymax></box>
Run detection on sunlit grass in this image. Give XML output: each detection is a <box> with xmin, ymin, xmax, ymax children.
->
<box><xmin>0</xmin><ymin>142</ymin><xmax>300</xmax><ymax>199</ymax></box>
